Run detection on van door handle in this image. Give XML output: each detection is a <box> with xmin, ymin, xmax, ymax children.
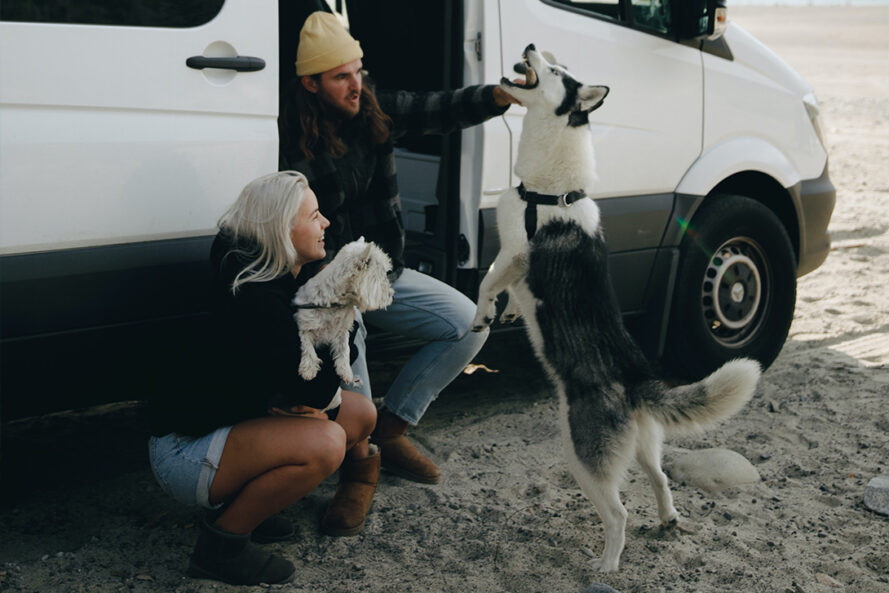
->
<box><xmin>186</xmin><ymin>56</ymin><xmax>266</xmax><ymax>72</ymax></box>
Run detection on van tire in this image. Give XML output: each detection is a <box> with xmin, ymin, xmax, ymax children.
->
<box><xmin>664</xmin><ymin>194</ymin><xmax>796</xmax><ymax>379</ymax></box>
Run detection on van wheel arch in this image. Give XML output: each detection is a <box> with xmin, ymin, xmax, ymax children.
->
<box><xmin>710</xmin><ymin>171</ymin><xmax>800</xmax><ymax>264</ymax></box>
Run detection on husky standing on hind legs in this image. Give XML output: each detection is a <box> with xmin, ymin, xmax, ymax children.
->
<box><xmin>472</xmin><ymin>45</ymin><xmax>761</xmax><ymax>573</ymax></box>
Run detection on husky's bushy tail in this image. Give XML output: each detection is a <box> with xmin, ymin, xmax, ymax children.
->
<box><xmin>636</xmin><ymin>358</ymin><xmax>760</xmax><ymax>437</ymax></box>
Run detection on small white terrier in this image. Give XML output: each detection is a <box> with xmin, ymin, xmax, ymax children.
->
<box><xmin>293</xmin><ymin>237</ymin><xmax>393</xmax><ymax>386</ymax></box>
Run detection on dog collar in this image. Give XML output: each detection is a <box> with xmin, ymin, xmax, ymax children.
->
<box><xmin>518</xmin><ymin>183</ymin><xmax>587</xmax><ymax>207</ymax></box>
<box><xmin>517</xmin><ymin>183</ymin><xmax>587</xmax><ymax>239</ymax></box>
<box><xmin>293</xmin><ymin>303</ymin><xmax>349</xmax><ymax>310</ymax></box>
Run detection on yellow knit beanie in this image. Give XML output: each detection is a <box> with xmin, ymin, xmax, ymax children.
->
<box><xmin>295</xmin><ymin>11</ymin><xmax>363</xmax><ymax>76</ymax></box>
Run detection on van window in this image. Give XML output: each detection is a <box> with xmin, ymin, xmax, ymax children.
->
<box><xmin>551</xmin><ymin>1</ymin><xmax>620</xmax><ymax>21</ymax></box>
<box><xmin>548</xmin><ymin>0</ymin><xmax>672</xmax><ymax>36</ymax></box>
<box><xmin>629</xmin><ymin>0</ymin><xmax>670</xmax><ymax>34</ymax></box>
<box><xmin>0</xmin><ymin>0</ymin><xmax>224</xmax><ymax>27</ymax></box>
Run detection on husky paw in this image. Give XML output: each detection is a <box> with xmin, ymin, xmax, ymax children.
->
<box><xmin>471</xmin><ymin>316</ymin><xmax>494</xmax><ymax>333</ymax></box>
<box><xmin>663</xmin><ymin>518</ymin><xmax>699</xmax><ymax>535</ymax></box>
<box><xmin>500</xmin><ymin>311</ymin><xmax>521</xmax><ymax>324</ymax></box>
<box><xmin>501</xmin><ymin>299</ymin><xmax>521</xmax><ymax>324</ymax></box>
<box><xmin>471</xmin><ymin>300</ymin><xmax>498</xmax><ymax>332</ymax></box>
<box><xmin>591</xmin><ymin>558</ymin><xmax>620</xmax><ymax>574</ymax></box>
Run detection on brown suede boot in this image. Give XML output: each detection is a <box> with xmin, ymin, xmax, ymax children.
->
<box><xmin>371</xmin><ymin>410</ymin><xmax>440</xmax><ymax>484</ymax></box>
<box><xmin>321</xmin><ymin>447</ymin><xmax>380</xmax><ymax>537</ymax></box>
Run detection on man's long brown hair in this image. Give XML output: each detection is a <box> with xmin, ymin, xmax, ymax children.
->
<box><xmin>280</xmin><ymin>73</ymin><xmax>392</xmax><ymax>162</ymax></box>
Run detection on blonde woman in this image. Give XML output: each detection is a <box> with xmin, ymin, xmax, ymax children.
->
<box><xmin>148</xmin><ymin>171</ymin><xmax>378</xmax><ymax>585</ymax></box>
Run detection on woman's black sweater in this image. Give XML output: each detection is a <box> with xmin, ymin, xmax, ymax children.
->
<box><xmin>148</xmin><ymin>231</ymin><xmax>344</xmax><ymax>437</ymax></box>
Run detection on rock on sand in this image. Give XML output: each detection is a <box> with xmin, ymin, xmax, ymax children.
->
<box><xmin>665</xmin><ymin>448</ymin><xmax>761</xmax><ymax>492</ymax></box>
<box><xmin>864</xmin><ymin>475</ymin><xmax>889</xmax><ymax>515</ymax></box>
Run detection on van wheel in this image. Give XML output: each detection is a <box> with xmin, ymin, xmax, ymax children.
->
<box><xmin>664</xmin><ymin>194</ymin><xmax>796</xmax><ymax>379</ymax></box>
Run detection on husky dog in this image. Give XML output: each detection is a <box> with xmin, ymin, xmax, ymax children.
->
<box><xmin>471</xmin><ymin>44</ymin><xmax>609</xmax><ymax>329</ymax></box>
<box><xmin>472</xmin><ymin>45</ymin><xmax>761</xmax><ymax>573</ymax></box>
<box><xmin>293</xmin><ymin>237</ymin><xmax>393</xmax><ymax>386</ymax></box>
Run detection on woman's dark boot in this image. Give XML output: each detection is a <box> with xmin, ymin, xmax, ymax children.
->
<box><xmin>206</xmin><ymin>508</ymin><xmax>295</xmax><ymax>544</ymax></box>
<box><xmin>251</xmin><ymin>513</ymin><xmax>295</xmax><ymax>543</ymax></box>
<box><xmin>321</xmin><ymin>446</ymin><xmax>380</xmax><ymax>536</ymax></box>
<box><xmin>188</xmin><ymin>518</ymin><xmax>295</xmax><ymax>585</ymax></box>
<box><xmin>371</xmin><ymin>410</ymin><xmax>440</xmax><ymax>484</ymax></box>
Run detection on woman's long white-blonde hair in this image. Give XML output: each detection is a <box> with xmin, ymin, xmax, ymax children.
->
<box><xmin>217</xmin><ymin>170</ymin><xmax>309</xmax><ymax>293</ymax></box>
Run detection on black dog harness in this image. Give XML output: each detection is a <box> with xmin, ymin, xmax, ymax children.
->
<box><xmin>517</xmin><ymin>183</ymin><xmax>588</xmax><ymax>239</ymax></box>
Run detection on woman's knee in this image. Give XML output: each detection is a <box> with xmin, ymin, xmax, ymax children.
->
<box><xmin>311</xmin><ymin>422</ymin><xmax>347</xmax><ymax>476</ymax></box>
<box><xmin>262</xmin><ymin>421</ymin><xmax>345</xmax><ymax>485</ymax></box>
<box><xmin>343</xmin><ymin>391</ymin><xmax>377</xmax><ymax>439</ymax></box>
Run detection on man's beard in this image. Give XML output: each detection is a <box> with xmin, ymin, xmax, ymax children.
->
<box><xmin>320</xmin><ymin>90</ymin><xmax>361</xmax><ymax>120</ymax></box>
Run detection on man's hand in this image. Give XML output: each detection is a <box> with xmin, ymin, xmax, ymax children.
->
<box><xmin>493</xmin><ymin>84</ymin><xmax>522</xmax><ymax>107</ymax></box>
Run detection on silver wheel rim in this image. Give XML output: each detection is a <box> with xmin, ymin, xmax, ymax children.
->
<box><xmin>701</xmin><ymin>238</ymin><xmax>766</xmax><ymax>347</ymax></box>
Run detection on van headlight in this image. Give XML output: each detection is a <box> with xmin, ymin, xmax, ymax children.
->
<box><xmin>803</xmin><ymin>93</ymin><xmax>827</xmax><ymax>149</ymax></box>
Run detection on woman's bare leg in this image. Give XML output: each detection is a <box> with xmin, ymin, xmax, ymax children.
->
<box><xmin>208</xmin><ymin>416</ymin><xmax>346</xmax><ymax>535</ymax></box>
<box><xmin>335</xmin><ymin>389</ymin><xmax>377</xmax><ymax>459</ymax></box>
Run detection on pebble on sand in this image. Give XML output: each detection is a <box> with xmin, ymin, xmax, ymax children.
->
<box><xmin>863</xmin><ymin>474</ymin><xmax>889</xmax><ymax>515</ymax></box>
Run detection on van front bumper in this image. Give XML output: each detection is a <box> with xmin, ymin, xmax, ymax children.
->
<box><xmin>793</xmin><ymin>161</ymin><xmax>836</xmax><ymax>277</ymax></box>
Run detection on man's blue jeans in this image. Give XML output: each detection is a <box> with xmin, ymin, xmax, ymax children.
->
<box><xmin>349</xmin><ymin>268</ymin><xmax>489</xmax><ymax>425</ymax></box>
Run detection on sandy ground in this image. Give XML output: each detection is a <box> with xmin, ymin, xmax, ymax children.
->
<box><xmin>2</xmin><ymin>6</ymin><xmax>888</xmax><ymax>593</ymax></box>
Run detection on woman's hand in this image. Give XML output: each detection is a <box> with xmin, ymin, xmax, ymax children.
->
<box><xmin>269</xmin><ymin>404</ymin><xmax>328</xmax><ymax>420</ymax></box>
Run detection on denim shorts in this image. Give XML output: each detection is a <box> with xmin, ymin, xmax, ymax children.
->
<box><xmin>148</xmin><ymin>426</ymin><xmax>232</xmax><ymax>510</ymax></box>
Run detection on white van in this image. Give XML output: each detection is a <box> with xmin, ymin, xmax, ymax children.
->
<box><xmin>0</xmin><ymin>0</ymin><xmax>834</xmax><ymax>419</ymax></box>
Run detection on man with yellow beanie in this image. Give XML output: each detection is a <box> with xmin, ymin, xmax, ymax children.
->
<box><xmin>280</xmin><ymin>11</ymin><xmax>518</xmax><ymax>535</ymax></box>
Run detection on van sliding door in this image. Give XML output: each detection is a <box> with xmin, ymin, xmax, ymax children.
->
<box><xmin>0</xmin><ymin>1</ymin><xmax>278</xmax><ymax>260</ymax></box>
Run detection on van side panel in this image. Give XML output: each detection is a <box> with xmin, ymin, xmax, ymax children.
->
<box><xmin>0</xmin><ymin>238</ymin><xmax>213</xmax><ymax>339</ymax></box>
<box><xmin>0</xmin><ymin>0</ymin><xmax>279</xmax><ymax>255</ymax></box>
<box><xmin>701</xmin><ymin>24</ymin><xmax>827</xmax><ymax>182</ymax></box>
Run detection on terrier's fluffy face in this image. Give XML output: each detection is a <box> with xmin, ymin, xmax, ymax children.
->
<box><xmin>326</xmin><ymin>238</ymin><xmax>394</xmax><ymax>312</ymax></box>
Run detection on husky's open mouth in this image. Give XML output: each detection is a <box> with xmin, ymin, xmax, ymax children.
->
<box><xmin>502</xmin><ymin>46</ymin><xmax>539</xmax><ymax>89</ymax></box>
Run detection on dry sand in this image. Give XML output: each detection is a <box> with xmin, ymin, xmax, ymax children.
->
<box><xmin>1</xmin><ymin>6</ymin><xmax>888</xmax><ymax>593</ymax></box>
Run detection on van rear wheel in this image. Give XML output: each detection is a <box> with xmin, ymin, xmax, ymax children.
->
<box><xmin>664</xmin><ymin>194</ymin><xmax>796</xmax><ymax>379</ymax></box>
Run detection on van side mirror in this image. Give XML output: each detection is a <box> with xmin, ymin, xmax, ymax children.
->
<box><xmin>678</xmin><ymin>0</ymin><xmax>727</xmax><ymax>41</ymax></box>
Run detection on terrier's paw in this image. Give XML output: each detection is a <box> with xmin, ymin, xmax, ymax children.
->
<box><xmin>299</xmin><ymin>367</ymin><xmax>319</xmax><ymax>381</ymax></box>
<box><xmin>299</xmin><ymin>359</ymin><xmax>321</xmax><ymax>381</ymax></box>
<box><xmin>335</xmin><ymin>367</ymin><xmax>355</xmax><ymax>385</ymax></box>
